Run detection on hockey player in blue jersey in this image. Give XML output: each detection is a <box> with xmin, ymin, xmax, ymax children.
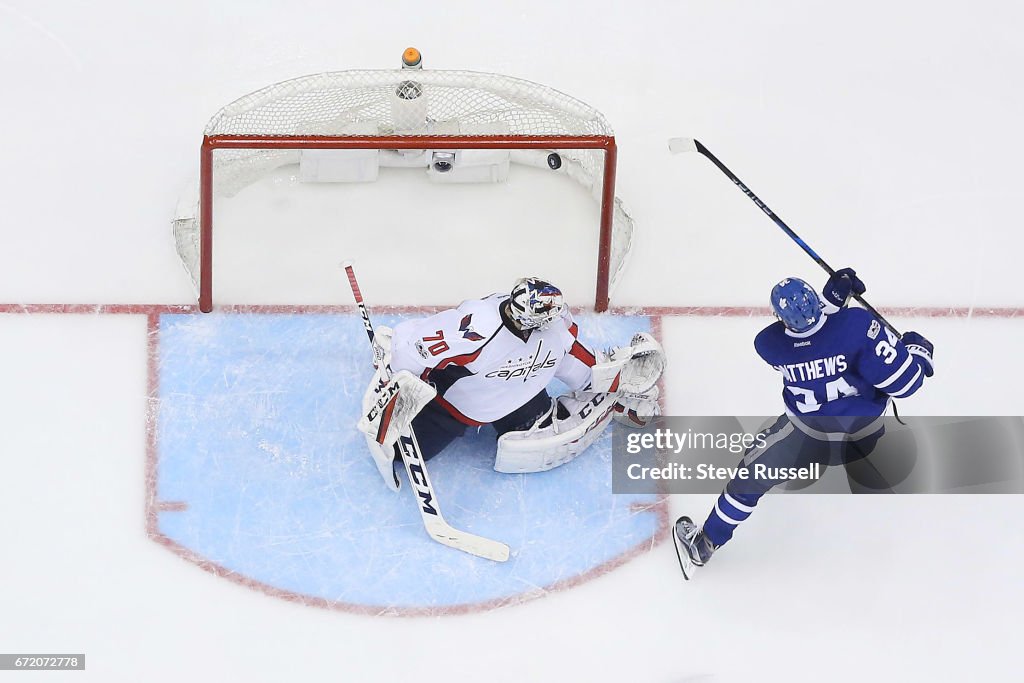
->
<box><xmin>673</xmin><ymin>268</ymin><xmax>935</xmax><ymax>577</ymax></box>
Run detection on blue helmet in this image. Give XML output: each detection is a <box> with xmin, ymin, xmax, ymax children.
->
<box><xmin>770</xmin><ymin>278</ymin><xmax>822</xmax><ymax>333</ymax></box>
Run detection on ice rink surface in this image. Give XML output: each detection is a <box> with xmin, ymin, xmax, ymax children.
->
<box><xmin>2</xmin><ymin>1</ymin><xmax>1024</xmax><ymax>681</ymax></box>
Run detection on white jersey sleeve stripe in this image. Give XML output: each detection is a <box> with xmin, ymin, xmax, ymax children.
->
<box><xmin>723</xmin><ymin>492</ymin><xmax>756</xmax><ymax>514</ymax></box>
<box><xmin>888</xmin><ymin>366</ymin><xmax>924</xmax><ymax>398</ymax></box>
<box><xmin>874</xmin><ymin>354</ymin><xmax>914</xmax><ymax>390</ymax></box>
<box><xmin>713</xmin><ymin>500</ymin><xmax>744</xmax><ymax>525</ymax></box>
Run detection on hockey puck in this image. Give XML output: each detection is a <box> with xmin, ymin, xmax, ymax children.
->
<box><xmin>547</xmin><ymin>153</ymin><xmax>562</xmax><ymax>170</ymax></box>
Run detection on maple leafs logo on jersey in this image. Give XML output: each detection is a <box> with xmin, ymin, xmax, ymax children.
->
<box><xmin>459</xmin><ymin>314</ymin><xmax>485</xmax><ymax>341</ymax></box>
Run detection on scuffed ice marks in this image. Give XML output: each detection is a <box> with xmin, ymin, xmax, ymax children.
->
<box><xmin>257</xmin><ymin>439</ymin><xmax>317</xmax><ymax>479</ymax></box>
<box><xmin>153</xmin><ymin>311</ymin><xmax>662</xmax><ymax>611</ymax></box>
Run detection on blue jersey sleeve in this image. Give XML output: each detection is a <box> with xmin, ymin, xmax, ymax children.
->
<box><xmin>848</xmin><ymin>309</ymin><xmax>927</xmax><ymax>399</ymax></box>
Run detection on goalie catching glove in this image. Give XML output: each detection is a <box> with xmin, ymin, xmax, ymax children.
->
<box><xmin>613</xmin><ymin>384</ymin><xmax>661</xmax><ymax>428</ymax></box>
<box><xmin>589</xmin><ymin>332</ymin><xmax>666</xmax><ymax>395</ymax></box>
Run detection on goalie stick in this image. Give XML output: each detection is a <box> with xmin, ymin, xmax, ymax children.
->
<box><xmin>341</xmin><ymin>261</ymin><xmax>511</xmax><ymax>562</ymax></box>
<box><xmin>668</xmin><ymin>137</ymin><xmax>902</xmax><ymax>337</ymax></box>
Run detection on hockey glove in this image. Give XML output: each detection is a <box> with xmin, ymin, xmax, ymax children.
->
<box><xmin>371</xmin><ymin>325</ymin><xmax>393</xmax><ymax>370</ymax></box>
<box><xmin>590</xmin><ymin>332</ymin><xmax>666</xmax><ymax>394</ymax></box>
<box><xmin>613</xmin><ymin>385</ymin><xmax>661</xmax><ymax>428</ymax></box>
<box><xmin>902</xmin><ymin>331</ymin><xmax>934</xmax><ymax>377</ymax></box>
<box><xmin>822</xmin><ymin>268</ymin><xmax>866</xmax><ymax>311</ymax></box>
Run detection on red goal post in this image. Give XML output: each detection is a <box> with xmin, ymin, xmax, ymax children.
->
<box><xmin>176</xmin><ymin>59</ymin><xmax>634</xmax><ymax>312</ymax></box>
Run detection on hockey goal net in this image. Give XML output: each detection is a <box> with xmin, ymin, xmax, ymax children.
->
<box><xmin>173</xmin><ymin>50</ymin><xmax>634</xmax><ymax>312</ymax></box>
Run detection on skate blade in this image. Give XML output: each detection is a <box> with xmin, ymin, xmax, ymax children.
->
<box><xmin>672</xmin><ymin>524</ymin><xmax>697</xmax><ymax>581</ymax></box>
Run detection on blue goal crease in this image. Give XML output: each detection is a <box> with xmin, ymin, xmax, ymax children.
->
<box><xmin>154</xmin><ymin>311</ymin><xmax>659</xmax><ymax>609</ymax></box>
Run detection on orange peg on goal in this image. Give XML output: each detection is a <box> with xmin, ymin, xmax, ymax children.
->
<box><xmin>402</xmin><ymin>47</ymin><xmax>422</xmax><ymax>69</ymax></box>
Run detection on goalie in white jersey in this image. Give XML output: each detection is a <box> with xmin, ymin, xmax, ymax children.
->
<box><xmin>358</xmin><ymin>277</ymin><xmax>665</xmax><ymax>490</ymax></box>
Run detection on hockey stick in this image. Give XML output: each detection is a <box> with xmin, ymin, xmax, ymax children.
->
<box><xmin>668</xmin><ymin>137</ymin><xmax>902</xmax><ymax>337</ymax></box>
<box><xmin>341</xmin><ymin>261</ymin><xmax>511</xmax><ymax>562</ymax></box>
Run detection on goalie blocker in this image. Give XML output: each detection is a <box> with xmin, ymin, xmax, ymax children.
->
<box><xmin>358</xmin><ymin>368</ymin><xmax>437</xmax><ymax>492</ymax></box>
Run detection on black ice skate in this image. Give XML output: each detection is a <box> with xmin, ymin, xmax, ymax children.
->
<box><xmin>672</xmin><ymin>516</ymin><xmax>716</xmax><ymax>580</ymax></box>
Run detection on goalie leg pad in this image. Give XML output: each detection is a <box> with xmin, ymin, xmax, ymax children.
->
<box><xmin>495</xmin><ymin>392</ymin><xmax>617</xmax><ymax>473</ymax></box>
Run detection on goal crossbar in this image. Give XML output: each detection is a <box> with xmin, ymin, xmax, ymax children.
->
<box><xmin>176</xmin><ymin>59</ymin><xmax>635</xmax><ymax>313</ymax></box>
<box><xmin>198</xmin><ymin>134</ymin><xmax>619</xmax><ymax>313</ymax></box>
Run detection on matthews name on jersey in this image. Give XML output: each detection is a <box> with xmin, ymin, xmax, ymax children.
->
<box><xmin>388</xmin><ymin>293</ymin><xmax>597</xmax><ymax>425</ymax></box>
<box><xmin>755</xmin><ymin>306</ymin><xmax>926</xmax><ymax>434</ymax></box>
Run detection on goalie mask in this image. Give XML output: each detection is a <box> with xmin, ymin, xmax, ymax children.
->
<box><xmin>508</xmin><ymin>277</ymin><xmax>565</xmax><ymax>330</ymax></box>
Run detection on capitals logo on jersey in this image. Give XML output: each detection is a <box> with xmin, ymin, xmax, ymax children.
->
<box><xmin>459</xmin><ymin>314</ymin><xmax>485</xmax><ymax>341</ymax></box>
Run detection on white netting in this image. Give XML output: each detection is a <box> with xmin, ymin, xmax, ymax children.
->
<box><xmin>174</xmin><ymin>68</ymin><xmax>634</xmax><ymax>305</ymax></box>
<box><xmin>205</xmin><ymin>70</ymin><xmax>613</xmax><ymax>138</ymax></box>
